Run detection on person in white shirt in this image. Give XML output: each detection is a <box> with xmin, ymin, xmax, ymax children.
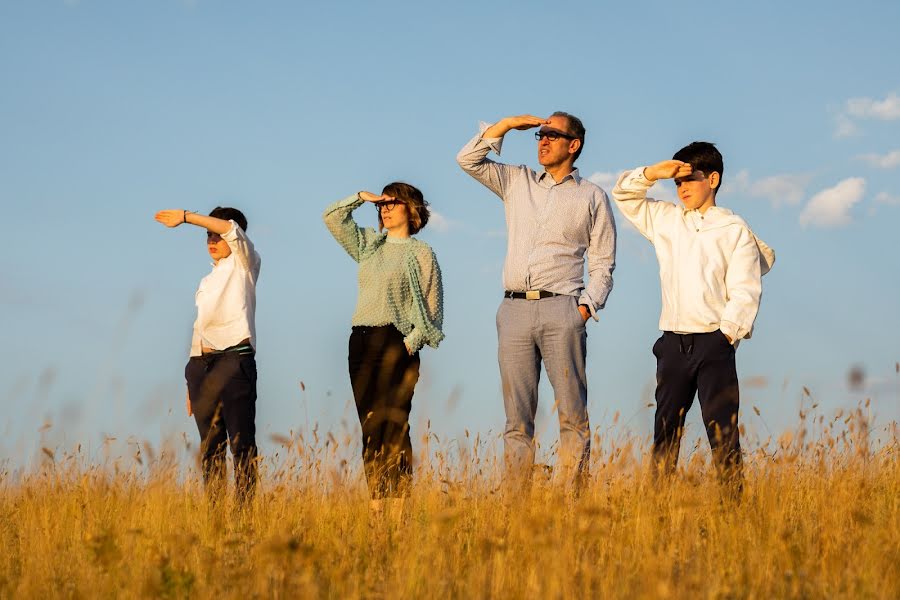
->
<box><xmin>155</xmin><ymin>206</ymin><xmax>262</xmax><ymax>504</ymax></box>
<box><xmin>611</xmin><ymin>142</ymin><xmax>775</xmax><ymax>495</ymax></box>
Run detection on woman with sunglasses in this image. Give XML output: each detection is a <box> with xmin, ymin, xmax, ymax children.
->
<box><xmin>323</xmin><ymin>182</ymin><xmax>444</xmax><ymax>521</ymax></box>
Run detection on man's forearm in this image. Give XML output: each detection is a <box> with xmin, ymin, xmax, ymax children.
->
<box><xmin>481</xmin><ymin>118</ymin><xmax>514</xmax><ymax>140</ymax></box>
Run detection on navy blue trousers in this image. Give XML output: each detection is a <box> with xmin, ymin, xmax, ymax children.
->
<box><xmin>185</xmin><ymin>351</ymin><xmax>258</xmax><ymax>501</ymax></box>
<box><xmin>652</xmin><ymin>331</ymin><xmax>742</xmax><ymax>485</ymax></box>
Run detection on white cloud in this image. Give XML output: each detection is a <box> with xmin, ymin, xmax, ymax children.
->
<box><xmin>835</xmin><ymin>92</ymin><xmax>900</xmax><ymax>137</ymax></box>
<box><xmin>799</xmin><ymin>178</ymin><xmax>866</xmax><ymax>228</ymax></box>
<box><xmin>846</xmin><ymin>93</ymin><xmax>900</xmax><ymax>120</ymax></box>
<box><xmin>857</xmin><ymin>150</ymin><xmax>900</xmax><ymax>169</ymax></box>
<box><xmin>731</xmin><ymin>169</ymin><xmax>751</xmax><ymax>192</ymax></box>
<box><xmin>427</xmin><ymin>210</ymin><xmax>454</xmax><ymax>233</ymax></box>
<box><xmin>731</xmin><ymin>169</ymin><xmax>810</xmax><ymax>207</ymax></box>
<box><xmin>750</xmin><ymin>173</ymin><xmax>812</xmax><ymax>207</ymax></box>
<box><xmin>834</xmin><ymin>114</ymin><xmax>860</xmax><ymax>139</ymax></box>
<box><xmin>867</xmin><ymin>191</ymin><xmax>900</xmax><ymax>216</ymax></box>
<box><xmin>588</xmin><ymin>171</ymin><xmax>618</xmax><ymax>190</ymax></box>
<box><xmin>874</xmin><ymin>191</ymin><xmax>900</xmax><ymax>206</ymax></box>
<box><xmin>597</xmin><ymin>167</ymin><xmax>811</xmax><ymax>211</ymax></box>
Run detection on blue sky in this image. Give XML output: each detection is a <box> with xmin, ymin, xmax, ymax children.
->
<box><xmin>2</xmin><ymin>0</ymin><xmax>898</xmax><ymax>468</ymax></box>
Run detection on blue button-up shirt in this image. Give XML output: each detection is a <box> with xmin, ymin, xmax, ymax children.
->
<box><xmin>457</xmin><ymin>124</ymin><xmax>617</xmax><ymax>318</ymax></box>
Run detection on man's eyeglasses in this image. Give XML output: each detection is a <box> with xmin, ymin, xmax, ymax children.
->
<box><xmin>206</xmin><ymin>231</ymin><xmax>222</xmax><ymax>242</ymax></box>
<box><xmin>535</xmin><ymin>129</ymin><xmax>577</xmax><ymax>142</ymax></box>
<box><xmin>375</xmin><ymin>200</ymin><xmax>403</xmax><ymax>213</ymax></box>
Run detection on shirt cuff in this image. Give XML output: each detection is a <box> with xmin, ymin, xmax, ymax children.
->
<box><xmin>477</xmin><ymin>121</ymin><xmax>504</xmax><ymax>155</ymax></box>
<box><xmin>630</xmin><ymin>167</ymin><xmax>656</xmax><ymax>188</ymax></box>
<box><xmin>719</xmin><ymin>320</ymin><xmax>740</xmax><ymax>345</ymax></box>
<box><xmin>577</xmin><ymin>294</ymin><xmax>600</xmax><ymax>321</ymax></box>
<box><xmin>220</xmin><ymin>220</ymin><xmax>240</xmax><ymax>241</ymax></box>
<box><xmin>343</xmin><ymin>194</ymin><xmax>366</xmax><ymax>208</ymax></box>
<box><xmin>403</xmin><ymin>329</ymin><xmax>425</xmax><ymax>354</ymax></box>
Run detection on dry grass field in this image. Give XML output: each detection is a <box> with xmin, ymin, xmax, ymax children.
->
<box><xmin>1</xmin><ymin>407</ymin><xmax>898</xmax><ymax>599</ymax></box>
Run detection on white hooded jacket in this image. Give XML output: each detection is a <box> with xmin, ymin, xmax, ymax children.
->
<box><xmin>612</xmin><ymin>168</ymin><xmax>776</xmax><ymax>343</ymax></box>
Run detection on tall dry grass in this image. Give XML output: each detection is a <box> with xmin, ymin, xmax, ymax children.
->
<box><xmin>1</xmin><ymin>407</ymin><xmax>898</xmax><ymax>599</ymax></box>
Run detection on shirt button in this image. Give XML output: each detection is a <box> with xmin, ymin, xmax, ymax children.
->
<box><xmin>696</xmin><ymin>228</ymin><xmax>700</xmax><ymax>232</ymax></box>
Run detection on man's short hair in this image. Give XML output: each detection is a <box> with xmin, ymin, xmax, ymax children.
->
<box><xmin>209</xmin><ymin>207</ymin><xmax>248</xmax><ymax>232</ymax></box>
<box><xmin>673</xmin><ymin>142</ymin><xmax>724</xmax><ymax>195</ymax></box>
<box><xmin>551</xmin><ymin>111</ymin><xmax>586</xmax><ymax>162</ymax></box>
<box><xmin>380</xmin><ymin>182</ymin><xmax>430</xmax><ymax>235</ymax></box>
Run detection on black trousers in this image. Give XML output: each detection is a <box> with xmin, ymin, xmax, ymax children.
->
<box><xmin>652</xmin><ymin>331</ymin><xmax>742</xmax><ymax>486</ymax></box>
<box><xmin>348</xmin><ymin>325</ymin><xmax>420</xmax><ymax>499</ymax></box>
<box><xmin>185</xmin><ymin>351</ymin><xmax>258</xmax><ymax>500</ymax></box>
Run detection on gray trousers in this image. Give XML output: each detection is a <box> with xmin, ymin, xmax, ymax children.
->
<box><xmin>496</xmin><ymin>295</ymin><xmax>589</xmax><ymax>484</ymax></box>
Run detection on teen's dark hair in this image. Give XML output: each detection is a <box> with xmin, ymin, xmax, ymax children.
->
<box><xmin>209</xmin><ymin>206</ymin><xmax>248</xmax><ymax>232</ymax></box>
<box><xmin>551</xmin><ymin>111</ymin><xmax>586</xmax><ymax>162</ymax></box>
<box><xmin>673</xmin><ymin>142</ymin><xmax>724</xmax><ymax>194</ymax></box>
<box><xmin>380</xmin><ymin>182</ymin><xmax>430</xmax><ymax>234</ymax></box>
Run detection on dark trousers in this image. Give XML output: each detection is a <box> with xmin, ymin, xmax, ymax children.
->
<box><xmin>348</xmin><ymin>325</ymin><xmax>420</xmax><ymax>499</ymax></box>
<box><xmin>652</xmin><ymin>331</ymin><xmax>743</xmax><ymax>487</ymax></box>
<box><xmin>185</xmin><ymin>352</ymin><xmax>258</xmax><ymax>501</ymax></box>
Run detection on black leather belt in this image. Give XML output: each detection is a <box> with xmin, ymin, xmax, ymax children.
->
<box><xmin>504</xmin><ymin>290</ymin><xmax>562</xmax><ymax>300</ymax></box>
<box><xmin>200</xmin><ymin>344</ymin><xmax>255</xmax><ymax>357</ymax></box>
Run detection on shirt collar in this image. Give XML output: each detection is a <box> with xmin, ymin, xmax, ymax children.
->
<box><xmin>682</xmin><ymin>205</ymin><xmax>733</xmax><ymax>217</ymax></box>
<box><xmin>538</xmin><ymin>167</ymin><xmax>581</xmax><ymax>185</ymax></box>
<box><xmin>385</xmin><ymin>235</ymin><xmax>412</xmax><ymax>244</ymax></box>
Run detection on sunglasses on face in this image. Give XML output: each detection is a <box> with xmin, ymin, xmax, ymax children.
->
<box><xmin>535</xmin><ymin>129</ymin><xmax>576</xmax><ymax>142</ymax></box>
<box><xmin>674</xmin><ymin>172</ymin><xmax>709</xmax><ymax>186</ymax></box>
<box><xmin>375</xmin><ymin>200</ymin><xmax>403</xmax><ymax>213</ymax></box>
<box><xmin>206</xmin><ymin>231</ymin><xmax>223</xmax><ymax>242</ymax></box>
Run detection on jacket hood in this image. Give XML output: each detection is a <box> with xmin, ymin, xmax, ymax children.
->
<box><xmin>754</xmin><ymin>235</ymin><xmax>775</xmax><ymax>276</ymax></box>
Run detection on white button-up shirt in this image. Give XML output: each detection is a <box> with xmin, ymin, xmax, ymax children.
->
<box><xmin>612</xmin><ymin>168</ymin><xmax>775</xmax><ymax>343</ymax></box>
<box><xmin>189</xmin><ymin>220</ymin><xmax>261</xmax><ymax>357</ymax></box>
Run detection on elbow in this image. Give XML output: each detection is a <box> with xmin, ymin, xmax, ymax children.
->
<box><xmin>455</xmin><ymin>150</ymin><xmax>478</xmax><ymax>173</ymax></box>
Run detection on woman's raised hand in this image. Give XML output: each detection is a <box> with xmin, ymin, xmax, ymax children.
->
<box><xmin>155</xmin><ymin>209</ymin><xmax>186</xmax><ymax>227</ymax></box>
<box><xmin>358</xmin><ymin>191</ymin><xmax>394</xmax><ymax>203</ymax></box>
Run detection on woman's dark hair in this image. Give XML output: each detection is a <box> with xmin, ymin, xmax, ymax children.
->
<box><xmin>673</xmin><ymin>142</ymin><xmax>724</xmax><ymax>194</ymax></box>
<box><xmin>209</xmin><ymin>206</ymin><xmax>248</xmax><ymax>232</ymax></box>
<box><xmin>379</xmin><ymin>182</ymin><xmax>430</xmax><ymax>235</ymax></box>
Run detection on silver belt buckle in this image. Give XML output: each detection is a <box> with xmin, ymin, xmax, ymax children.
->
<box><xmin>525</xmin><ymin>290</ymin><xmax>541</xmax><ymax>300</ymax></box>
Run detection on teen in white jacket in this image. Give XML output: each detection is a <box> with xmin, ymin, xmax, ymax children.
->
<box><xmin>612</xmin><ymin>142</ymin><xmax>775</xmax><ymax>496</ymax></box>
